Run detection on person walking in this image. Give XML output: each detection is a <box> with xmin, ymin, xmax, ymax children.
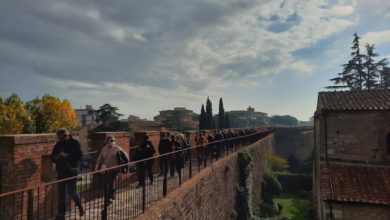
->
<box><xmin>95</xmin><ymin>135</ymin><xmax>129</xmax><ymax>204</ymax></box>
<box><xmin>171</xmin><ymin>135</ymin><xmax>184</xmax><ymax>184</ymax></box>
<box><xmin>51</xmin><ymin>128</ymin><xmax>84</xmax><ymax>220</ymax></box>
<box><xmin>158</xmin><ymin>133</ymin><xmax>172</xmax><ymax>178</ymax></box>
<box><xmin>134</xmin><ymin>136</ymin><xmax>155</xmax><ymax>187</ymax></box>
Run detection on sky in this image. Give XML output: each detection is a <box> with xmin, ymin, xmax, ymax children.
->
<box><xmin>0</xmin><ymin>0</ymin><xmax>389</xmax><ymax>121</ymax></box>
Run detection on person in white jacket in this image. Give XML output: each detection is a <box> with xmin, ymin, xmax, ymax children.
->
<box><xmin>95</xmin><ymin>135</ymin><xmax>128</xmax><ymax>204</ymax></box>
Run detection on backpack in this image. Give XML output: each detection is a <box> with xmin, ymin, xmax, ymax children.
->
<box><xmin>116</xmin><ymin>150</ymin><xmax>130</xmax><ymax>173</ymax></box>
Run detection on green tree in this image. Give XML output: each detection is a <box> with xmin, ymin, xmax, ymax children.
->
<box><xmin>327</xmin><ymin>33</ymin><xmax>365</xmax><ymax>90</ymax></box>
<box><xmin>95</xmin><ymin>103</ymin><xmax>123</xmax><ymax>125</ymax></box>
<box><xmin>0</xmin><ymin>94</ymin><xmax>31</xmax><ymax>134</ymax></box>
<box><xmin>218</xmin><ymin>98</ymin><xmax>225</xmax><ymax>129</ymax></box>
<box><xmin>270</xmin><ymin>115</ymin><xmax>298</xmax><ymax>126</ymax></box>
<box><xmin>363</xmin><ymin>44</ymin><xmax>388</xmax><ymax>89</ymax></box>
<box><xmin>0</xmin><ymin>94</ymin><xmax>75</xmax><ymax>134</ymax></box>
<box><xmin>380</xmin><ymin>67</ymin><xmax>390</xmax><ymax>89</ymax></box>
<box><xmin>205</xmin><ymin>97</ymin><xmax>215</xmax><ymax>129</ymax></box>
<box><xmin>199</xmin><ymin>104</ymin><xmax>206</xmax><ymax>130</ymax></box>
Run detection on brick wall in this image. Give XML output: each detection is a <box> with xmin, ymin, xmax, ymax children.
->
<box><xmin>324</xmin><ymin>202</ymin><xmax>390</xmax><ymax>220</ymax></box>
<box><xmin>0</xmin><ymin>134</ymin><xmax>58</xmax><ymax>193</ymax></box>
<box><xmin>136</xmin><ymin>134</ymin><xmax>274</xmax><ymax>220</ymax></box>
<box><xmin>318</xmin><ymin>112</ymin><xmax>390</xmax><ymax>163</ymax></box>
<box><xmin>0</xmin><ymin>134</ymin><xmax>58</xmax><ymax>219</ymax></box>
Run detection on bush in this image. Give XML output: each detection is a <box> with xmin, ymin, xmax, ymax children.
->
<box><xmin>269</xmin><ymin>154</ymin><xmax>289</xmax><ymax>172</ymax></box>
<box><xmin>276</xmin><ymin>173</ymin><xmax>312</xmax><ymax>194</ymax></box>
<box><xmin>287</xmin><ymin>154</ymin><xmax>312</xmax><ymax>174</ymax></box>
<box><xmin>259</xmin><ymin>202</ymin><xmax>279</xmax><ymax>218</ymax></box>
<box><xmin>262</xmin><ymin>171</ymin><xmax>282</xmax><ymax>197</ymax></box>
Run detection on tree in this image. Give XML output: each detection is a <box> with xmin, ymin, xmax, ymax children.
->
<box><xmin>328</xmin><ymin>33</ymin><xmax>365</xmax><ymax>90</ymax></box>
<box><xmin>95</xmin><ymin>103</ymin><xmax>123</xmax><ymax>125</ymax></box>
<box><xmin>0</xmin><ymin>94</ymin><xmax>31</xmax><ymax>134</ymax></box>
<box><xmin>218</xmin><ymin>98</ymin><xmax>225</xmax><ymax>129</ymax></box>
<box><xmin>0</xmin><ymin>94</ymin><xmax>75</xmax><ymax>134</ymax></box>
<box><xmin>205</xmin><ymin>97</ymin><xmax>215</xmax><ymax>129</ymax></box>
<box><xmin>363</xmin><ymin>44</ymin><xmax>388</xmax><ymax>89</ymax></box>
<box><xmin>380</xmin><ymin>67</ymin><xmax>390</xmax><ymax>89</ymax></box>
<box><xmin>199</xmin><ymin>104</ymin><xmax>206</xmax><ymax>130</ymax></box>
<box><xmin>327</xmin><ymin>33</ymin><xmax>388</xmax><ymax>90</ymax></box>
<box><xmin>37</xmin><ymin>95</ymin><xmax>77</xmax><ymax>133</ymax></box>
<box><xmin>224</xmin><ymin>112</ymin><xmax>231</xmax><ymax>128</ymax></box>
<box><xmin>270</xmin><ymin>115</ymin><xmax>298</xmax><ymax>126</ymax></box>
<box><xmin>350</xmin><ymin>32</ymin><xmax>365</xmax><ymax>90</ymax></box>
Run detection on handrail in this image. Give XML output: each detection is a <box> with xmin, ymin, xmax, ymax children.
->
<box><xmin>0</xmin><ymin>130</ymin><xmax>270</xmax><ymax>198</ymax></box>
<box><xmin>0</xmin><ymin>129</ymin><xmax>272</xmax><ymax>220</ymax></box>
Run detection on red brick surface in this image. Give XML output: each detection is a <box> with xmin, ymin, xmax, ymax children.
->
<box><xmin>136</xmin><ymin>134</ymin><xmax>274</xmax><ymax>220</ymax></box>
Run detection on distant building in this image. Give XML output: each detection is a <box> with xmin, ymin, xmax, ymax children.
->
<box><xmin>74</xmin><ymin>105</ymin><xmax>97</xmax><ymax>127</ymax></box>
<box><xmin>227</xmin><ymin>106</ymin><xmax>267</xmax><ymax>120</ymax></box>
<box><xmin>129</xmin><ymin>119</ymin><xmax>165</xmax><ymax>132</ymax></box>
<box><xmin>228</xmin><ymin>106</ymin><xmax>267</xmax><ymax>120</ymax></box>
<box><xmin>128</xmin><ymin>115</ymin><xmax>141</xmax><ymax>122</ymax></box>
<box><xmin>155</xmin><ymin>107</ymin><xmax>194</xmax><ymax>122</ymax></box>
<box><xmin>314</xmin><ymin>90</ymin><xmax>390</xmax><ymax>220</ymax></box>
<box><xmin>154</xmin><ymin>107</ymin><xmax>198</xmax><ymax>130</ymax></box>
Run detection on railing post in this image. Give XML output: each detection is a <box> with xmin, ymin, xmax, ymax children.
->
<box><xmin>203</xmin><ymin>146</ymin><xmax>207</xmax><ymax>168</ymax></box>
<box><xmin>142</xmin><ymin>161</ymin><xmax>146</xmax><ymax>213</ymax></box>
<box><xmin>163</xmin><ymin>174</ymin><xmax>167</xmax><ymax>196</ymax></box>
<box><xmin>189</xmin><ymin>150</ymin><xmax>192</xmax><ymax>178</ymax></box>
<box><xmin>27</xmin><ymin>190</ymin><xmax>33</xmax><ymax>220</ymax></box>
<box><xmin>101</xmin><ymin>170</ymin><xmax>108</xmax><ymax>220</ymax></box>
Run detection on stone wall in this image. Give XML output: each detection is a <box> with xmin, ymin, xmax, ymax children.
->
<box><xmin>323</xmin><ymin>202</ymin><xmax>390</xmax><ymax>220</ymax></box>
<box><xmin>274</xmin><ymin>127</ymin><xmax>314</xmax><ymax>161</ymax></box>
<box><xmin>136</xmin><ymin>134</ymin><xmax>274</xmax><ymax>220</ymax></box>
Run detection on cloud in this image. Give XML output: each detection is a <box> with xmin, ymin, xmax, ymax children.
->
<box><xmin>362</xmin><ymin>30</ymin><xmax>390</xmax><ymax>45</ymax></box>
<box><xmin>3</xmin><ymin>0</ymin><xmax>385</xmax><ymax>121</ymax></box>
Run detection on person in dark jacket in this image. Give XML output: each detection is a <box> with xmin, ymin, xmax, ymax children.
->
<box><xmin>134</xmin><ymin>136</ymin><xmax>155</xmax><ymax>187</ymax></box>
<box><xmin>158</xmin><ymin>133</ymin><xmax>172</xmax><ymax>178</ymax></box>
<box><xmin>51</xmin><ymin>128</ymin><xmax>84</xmax><ymax>220</ymax></box>
<box><xmin>171</xmin><ymin>135</ymin><xmax>184</xmax><ymax>184</ymax></box>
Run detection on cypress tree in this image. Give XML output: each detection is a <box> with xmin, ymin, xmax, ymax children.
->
<box><xmin>199</xmin><ymin>104</ymin><xmax>206</xmax><ymax>130</ymax></box>
<box><xmin>218</xmin><ymin>98</ymin><xmax>225</xmax><ymax>129</ymax></box>
<box><xmin>205</xmin><ymin>97</ymin><xmax>215</xmax><ymax>129</ymax></box>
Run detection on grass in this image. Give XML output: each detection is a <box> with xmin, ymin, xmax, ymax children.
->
<box><xmin>274</xmin><ymin>194</ymin><xmax>311</xmax><ymax>220</ymax></box>
<box><xmin>77</xmin><ymin>182</ymin><xmax>92</xmax><ymax>192</ymax></box>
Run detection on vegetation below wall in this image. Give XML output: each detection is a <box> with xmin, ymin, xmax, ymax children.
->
<box><xmin>236</xmin><ymin>148</ymin><xmax>258</xmax><ymax>220</ymax></box>
<box><xmin>274</xmin><ymin>194</ymin><xmax>311</xmax><ymax>220</ymax></box>
<box><xmin>257</xmin><ymin>153</ymin><xmax>313</xmax><ymax>220</ymax></box>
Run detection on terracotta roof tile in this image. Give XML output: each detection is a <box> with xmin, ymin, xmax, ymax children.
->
<box><xmin>317</xmin><ymin>89</ymin><xmax>390</xmax><ymax>112</ymax></box>
<box><xmin>320</xmin><ymin>163</ymin><xmax>390</xmax><ymax>205</ymax></box>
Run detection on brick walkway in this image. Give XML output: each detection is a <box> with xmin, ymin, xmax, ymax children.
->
<box><xmin>62</xmin><ymin>156</ymin><xmax>212</xmax><ymax>220</ymax></box>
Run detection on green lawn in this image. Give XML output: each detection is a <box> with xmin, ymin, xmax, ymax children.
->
<box><xmin>274</xmin><ymin>194</ymin><xmax>311</xmax><ymax>220</ymax></box>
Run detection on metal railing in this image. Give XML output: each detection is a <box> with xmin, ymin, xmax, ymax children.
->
<box><xmin>0</xmin><ymin>129</ymin><xmax>272</xmax><ymax>220</ymax></box>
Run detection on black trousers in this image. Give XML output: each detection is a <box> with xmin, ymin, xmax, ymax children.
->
<box><xmin>137</xmin><ymin>161</ymin><xmax>154</xmax><ymax>185</ymax></box>
<box><xmin>105</xmin><ymin>170</ymin><xmax>118</xmax><ymax>202</ymax></box>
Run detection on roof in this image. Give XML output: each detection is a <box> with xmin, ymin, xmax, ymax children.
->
<box><xmin>317</xmin><ymin>89</ymin><xmax>390</xmax><ymax>112</ymax></box>
<box><xmin>320</xmin><ymin>162</ymin><xmax>390</xmax><ymax>205</ymax></box>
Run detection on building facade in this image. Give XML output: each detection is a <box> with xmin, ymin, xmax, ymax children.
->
<box><xmin>314</xmin><ymin>90</ymin><xmax>390</xmax><ymax>220</ymax></box>
<box><xmin>75</xmin><ymin>105</ymin><xmax>97</xmax><ymax>127</ymax></box>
